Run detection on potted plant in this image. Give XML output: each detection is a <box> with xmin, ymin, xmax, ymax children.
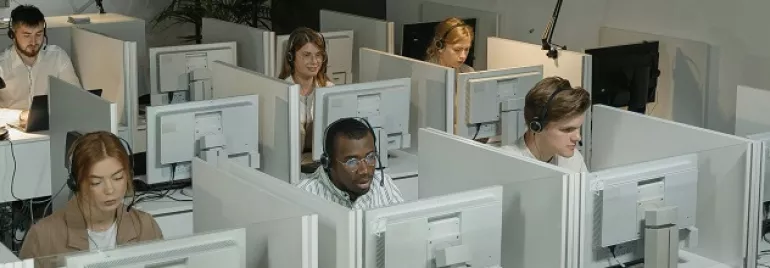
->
<box><xmin>152</xmin><ymin>0</ymin><xmax>272</xmax><ymax>44</ymax></box>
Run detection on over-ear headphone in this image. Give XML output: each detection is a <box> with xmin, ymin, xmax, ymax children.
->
<box><xmin>66</xmin><ymin>131</ymin><xmax>136</xmax><ymax>212</ymax></box>
<box><xmin>529</xmin><ymin>86</ymin><xmax>568</xmax><ymax>133</ymax></box>
<box><xmin>434</xmin><ymin>21</ymin><xmax>468</xmax><ymax>50</ymax></box>
<box><xmin>320</xmin><ymin>117</ymin><xmax>385</xmax><ymax>186</ymax></box>
<box><xmin>286</xmin><ymin>27</ymin><xmax>327</xmax><ymax>68</ymax></box>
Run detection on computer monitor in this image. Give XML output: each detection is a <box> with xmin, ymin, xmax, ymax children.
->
<box><xmin>64</xmin><ymin>228</ymin><xmax>246</xmax><ymax>268</ymax></box>
<box><xmin>455</xmin><ymin>66</ymin><xmax>543</xmax><ymax>146</ymax></box>
<box><xmin>276</xmin><ymin>30</ymin><xmax>354</xmax><ymax>85</ymax></box>
<box><xmin>586</xmin><ymin>154</ymin><xmax>698</xmax><ymax>265</ymax></box>
<box><xmin>362</xmin><ymin>185</ymin><xmax>503</xmax><ymax>268</ymax></box>
<box><xmin>149</xmin><ymin>42</ymin><xmax>237</xmax><ymax>105</ymax></box>
<box><xmin>401</xmin><ymin>18</ymin><xmax>477</xmax><ymax>67</ymax></box>
<box><xmin>145</xmin><ymin>95</ymin><xmax>260</xmax><ymax>186</ymax></box>
<box><xmin>312</xmin><ymin>78</ymin><xmax>411</xmax><ymax>168</ymax></box>
<box><xmin>585</xmin><ymin>41</ymin><xmax>660</xmax><ymax>114</ymax></box>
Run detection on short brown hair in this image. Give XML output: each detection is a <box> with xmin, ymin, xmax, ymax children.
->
<box><xmin>524</xmin><ymin>77</ymin><xmax>591</xmax><ymax>126</ymax></box>
<box><xmin>69</xmin><ymin>131</ymin><xmax>133</xmax><ymax>201</ymax></box>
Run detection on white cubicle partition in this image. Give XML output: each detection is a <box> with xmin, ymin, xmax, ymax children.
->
<box><xmin>211</xmin><ymin>61</ymin><xmax>300</xmax><ymax>183</ymax></box>
<box><xmin>320</xmin><ymin>10</ymin><xmax>394</xmax><ymax>83</ymax></box>
<box><xmin>736</xmin><ymin>85</ymin><xmax>770</xmax><ymax>137</ymax></box>
<box><xmin>193</xmin><ymin>158</ymin><xmax>318</xmax><ymax>268</ymax></box>
<box><xmin>420</xmin><ymin>2</ymin><xmax>499</xmax><ymax>71</ymax></box>
<box><xmin>486</xmin><ymin>37</ymin><xmax>593</xmax><ymax>164</ymax></box>
<box><xmin>588</xmin><ymin>105</ymin><xmax>757</xmax><ymax>268</ymax></box>
<box><xmin>418</xmin><ymin>128</ymin><xmax>579</xmax><ymax>268</ymax></box>
<box><xmin>224</xmin><ymin>161</ymin><xmax>360</xmax><ymax>268</ymax></box>
<box><xmin>202</xmin><ymin>18</ymin><xmax>276</xmax><ymax>77</ymax></box>
<box><xmin>71</xmin><ymin>27</ymin><xmax>138</xmax><ymax>152</ymax></box>
<box><xmin>49</xmin><ymin>77</ymin><xmax>118</xmax><ymax>209</ymax></box>
<box><xmin>359</xmin><ymin>48</ymin><xmax>455</xmax><ymax>151</ymax></box>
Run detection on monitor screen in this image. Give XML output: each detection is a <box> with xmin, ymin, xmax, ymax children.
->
<box><xmin>585</xmin><ymin>41</ymin><xmax>660</xmax><ymax>114</ymax></box>
<box><xmin>401</xmin><ymin>18</ymin><xmax>477</xmax><ymax>67</ymax></box>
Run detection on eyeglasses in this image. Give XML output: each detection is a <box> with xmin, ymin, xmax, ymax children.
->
<box><xmin>298</xmin><ymin>52</ymin><xmax>327</xmax><ymax>63</ymax></box>
<box><xmin>336</xmin><ymin>152</ymin><xmax>378</xmax><ymax>171</ymax></box>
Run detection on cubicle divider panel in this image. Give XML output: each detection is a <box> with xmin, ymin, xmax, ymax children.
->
<box><xmin>599</xmin><ymin>27</ymin><xmax>710</xmax><ymax>128</ymax></box>
<box><xmin>486</xmin><ymin>37</ymin><xmax>593</xmax><ymax>166</ymax></box>
<box><xmin>226</xmin><ymin>161</ymin><xmax>361</xmax><ymax>268</ymax></box>
<box><xmin>203</xmin><ymin>18</ymin><xmax>274</xmax><ymax>76</ymax></box>
<box><xmin>420</xmin><ymin>2</ymin><xmax>499</xmax><ymax>71</ymax></box>
<box><xmin>582</xmin><ymin>143</ymin><xmax>754</xmax><ymax>268</ymax></box>
<box><xmin>736</xmin><ymin>85</ymin><xmax>770</xmax><ymax>137</ymax></box>
<box><xmin>211</xmin><ymin>61</ymin><xmax>300</xmax><ymax>183</ymax></box>
<box><xmin>71</xmin><ymin>27</ymin><xmax>138</xmax><ymax>153</ymax></box>
<box><xmin>192</xmin><ymin>158</ymin><xmax>318</xmax><ymax>268</ymax></box>
<box><xmin>49</xmin><ymin>77</ymin><xmax>117</xmax><ymax>210</ymax></box>
<box><xmin>418</xmin><ymin>128</ymin><xmax>572</xmax><ymax>268</ymax></box>
<box><xmin>590</xmin><ymin>105</ymin><xmax>749</xmax><ymax>170</ymax></box>
<box><xmin>320</xmin><ymin>10</ymin><xmax>394</xmax><ymax>83</ymax></box>
<box><xmin>587</xmin><ymin>105</ymin><xmax>754</xmax><ymax>267</ymax></box>
<box><xmin>359</xmin><ymin>49</ymin><xmax>454</xmax><ymax>151</ymax></box>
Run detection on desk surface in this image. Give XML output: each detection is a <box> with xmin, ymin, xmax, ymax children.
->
<box><xmin>1</xmin><ymin>128</ymin><xmax>49</xmax><ymax>145</ymax></box>
<box><xmin>0</xmin><ymin>243</ymin><xmax>18</xmax><ymax>264</ymax></box>
<box><xmin>47</xmin><ymin>13</ymin><xmax>144</xmax><ymax>28</ymax></box>
<box><xmin>386</xmin><ymin>149</ymin><xmax>418</xmax><ymax>179</ymax></box>
<box><xmin>130</xmin><ymin>188</ymin><xmax>193</xmax><ymax>216</ymax></box>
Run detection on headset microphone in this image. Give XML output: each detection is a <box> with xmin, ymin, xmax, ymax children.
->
<box><xmin>578</xmin><ymin>140</ymin><xmax>583</xmax><ymax>146</ymax></box>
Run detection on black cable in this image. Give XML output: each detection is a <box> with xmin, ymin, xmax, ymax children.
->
<box><xmin>471</xmin><ymin>123</ymin><xmax>481</xmax><ymax>140</ymax></box>
<box><xmin>7</xmin><ymin>138</ymin><xmax>20</xmax><ymax>201</ymax></box>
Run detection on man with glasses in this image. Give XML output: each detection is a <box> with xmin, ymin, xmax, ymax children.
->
<box><xmin>296</xmin><ymin>117</ymin><xmax>404</xmax><ymax>209</ymax></box>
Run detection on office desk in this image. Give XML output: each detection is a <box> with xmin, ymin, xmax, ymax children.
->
<box><xmin>386</xmin><ymin>149</ymin><xmax>418</xmax><ymax>201</ymax></box>
<box><xmin>0</xmin><ymin>129</ymin><xmax>51</xmax><ymax>203</ymax></box>
<box><xmin>0</xmin><ymin>243</ymin><xmax>18</xmax><ymax>264</ymax></box>
<box><xmin>131</xmin><ymin>188</ymin><xmax>194</xmax><ymax>239</ymax></box>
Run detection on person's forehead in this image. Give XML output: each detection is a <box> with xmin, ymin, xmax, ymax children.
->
<box><xmin>552</xmin><ymin>114</ymin><xmax>585</xmax><ymax>127</ymax></box>
<box><xmin>89</xmin><ymin>157</ymin><xmax>124</xmax><ymax>177</ymax></box>
<box><xmin>334</xmin><ymin>133</ymin><xmax>373</xmax><ymax>154</ymax></box>
<box><xmin>15</xmin><ymin>23</ymin><xmax>44</xmax><ymax>32</ymax></box>
<box><xmin>448</xmin><ymin>40</ymin><xmax>472</xmax><ymax>47</ymax></box>
<box><xmin>297</xmin><ymin>43</ymin><xmax>321</xmax><ymax>53</ymax></box>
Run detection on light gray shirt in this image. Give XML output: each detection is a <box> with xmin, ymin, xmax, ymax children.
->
<box><xmin>296</xmin><ymin>167</ymin><xmax>405</xmax><ymax>209</ymax></box>
<box><xmin>501</xmin><ymin>135</ymin><xmax>589</xmax><ymax>173</ymax></box>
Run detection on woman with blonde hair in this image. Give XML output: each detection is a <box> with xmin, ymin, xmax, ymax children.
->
<box><xmin>20</xmin><ymin>131</ymin><xmax>162</xmax><ymax>267</ymax></box>
<box><xmin>425</xmin><ymin>17</ymin><xmax>475</xmax><ymax>73</ymax></box>
<box><xmin>278</xmin><ymin>27</ymin><xmax>335</xmax><ymax>169</ymax></box>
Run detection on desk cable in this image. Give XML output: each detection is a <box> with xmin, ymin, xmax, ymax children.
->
<box><xmin>7</xmin><ymin>138</ymin><xmax>20</xmax><ymax>201</ymax></box>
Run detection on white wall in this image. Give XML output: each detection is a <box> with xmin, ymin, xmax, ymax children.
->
<box><xmin>389</xmin><ymin>0</ymin><xmax>767</xmax><ymax>134</ymax></box>
<box><xmin>3</xmin><ymin>0</ymin><xmax>190</xmax><ymax>48</ymax></box>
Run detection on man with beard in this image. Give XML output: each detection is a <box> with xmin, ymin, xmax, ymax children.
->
<box><xmin>0</xmin><ymin>5</ymin><xmax>81</xmax><ymax>125</ymax></box>
<box><xmin>296</xmin><ymin>117</ymin><xmax>404</xmax><ymax>209</ymax></box>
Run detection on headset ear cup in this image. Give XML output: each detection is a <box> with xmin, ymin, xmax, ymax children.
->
<box><xmin>67</xmin><ymin>174</ymin><xmax>78</xmax><ymax>192</ymax></box>
<box><xmin>435</xmin><ymin>38</ymin><xmax>444</xmax><ymax>50</ymax></box>
<box><xmin>7</xmin><ymin>29</ymin><xmax>13</xmax><ymax>39</ymax></box>
<box><xmin>320</xmin><ymin>153</ymin><xmax>330</xmax><ymax>169</ymax></box>
<box><xmin>529</xmin><ymin>120</ymin><xmax>543</xmax><ymax>133</ymax></box>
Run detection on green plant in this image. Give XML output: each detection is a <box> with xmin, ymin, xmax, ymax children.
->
<box><xmin>153</xmin><ymin>0</ymin><xmax>272</xmax><ymax>43</ymax></box>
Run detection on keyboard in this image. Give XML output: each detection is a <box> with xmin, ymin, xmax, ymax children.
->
<box><xmin>0</xmin><ymin>259</ymin><xmax>33</xmax><ymax>267</ymax></box>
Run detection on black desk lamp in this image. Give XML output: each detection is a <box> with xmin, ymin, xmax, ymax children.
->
<box><xmin>541</xmin><ymin>0</ymin><xmax>566</xmax><ymax>59</ymax></box>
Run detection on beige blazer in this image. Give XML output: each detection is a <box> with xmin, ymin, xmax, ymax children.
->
<box><xmin>19</xmin><ymin>198</ymin><xmax>163</xmax><ymax>267</ymax></box>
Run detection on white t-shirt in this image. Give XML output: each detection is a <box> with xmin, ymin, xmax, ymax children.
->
<box><xmin>500</xmin><ymin>135</ymin><xmax>588</xmax><ymax>173</ymax></box>
<box><xmin>87</xmin><ymin>221</ymin><xmax>118</xmax><ymax>251</ymax></box>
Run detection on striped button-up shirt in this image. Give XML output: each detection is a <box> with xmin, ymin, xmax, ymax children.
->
<box><xmin>296</xmin><ymin>167</ymin><xmax>405</xmax><ymax>210</ymax></box>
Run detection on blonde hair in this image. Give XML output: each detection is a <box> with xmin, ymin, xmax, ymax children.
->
<box><xmin>278</xmin><ymin>27</ymin><xmax>330</xmax><ymax>86</ymax></box>
<box><xmin>425</xmin><ymin>17</ymin><xmax>474</xmax><ymax>62</ymax></box>
<box><xmin>523</xmin><ymin>77</ymin><xmax>591</xmax><ymax>126</ymax></box>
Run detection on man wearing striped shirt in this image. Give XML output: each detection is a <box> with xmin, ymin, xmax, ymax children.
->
<box><xmin>296</xmin><ymin>117</ymin><xmax>404</xmax><ymax>209</ymax></box>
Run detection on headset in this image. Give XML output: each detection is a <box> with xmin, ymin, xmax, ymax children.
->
<box><xmin>320</xmin><ymin>117</ymin><xmax>385</xmax><ymax>187</ymax></box>
<box><xmin>434</xmin><ymin>21</ymin><xmax>468</xmax><ymax>50</ymax></box>
<box><xmin>529</xmin><ymin>86</ymin><xmax>568</xmax><ymax>133</ymax></box>
<box><xmin>67</xmin><ymin>132</ymin><xmax>137</xmax><ymax>212</ymax></box>
<box><xmin>7</xmin><ymin>10</ymin><xmax>48</xmax><ymax>51</ymax></box>
<box><xmin>285</xmin><ymin>27</ymin><xmax>327</xmax><ymax>68</ymax></box>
